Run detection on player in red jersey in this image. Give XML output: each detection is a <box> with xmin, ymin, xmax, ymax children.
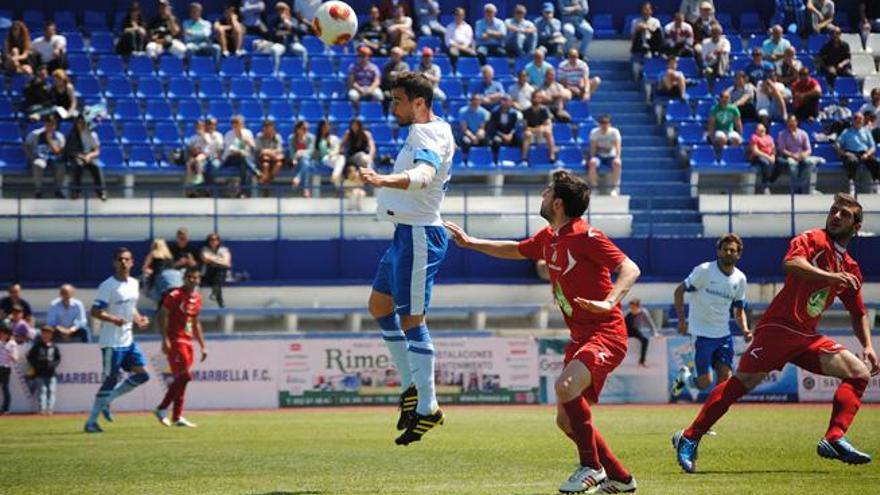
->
<box><xmin>154</xmin><ymin>267</ymin><xmax>206</xmax><ymax>428</ymax></box>
<box><xmin>674</xmin><ymin>193</ymin><xmax>879</xmax><ymax>472</ymax></box>
<box><xmin>445</xmin><ymin>171</ymin><xmax>642</xmax><ymax>494</ymax></box>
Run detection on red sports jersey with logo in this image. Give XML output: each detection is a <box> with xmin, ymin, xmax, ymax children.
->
<box><xmin>162</xmin><ymin>288</ymin><xmax>203</xmax><ymax>345</ymax></box>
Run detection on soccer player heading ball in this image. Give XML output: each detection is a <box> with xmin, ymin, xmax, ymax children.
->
<box><xmin>674</xmin><ymin>193</ymin><xmax>878</xmax><ymax>472</ymax></box>
<box><xmin>445</xmin><ymin>171</ymin><xmax>642</xmax><ymax>493</ymax></box>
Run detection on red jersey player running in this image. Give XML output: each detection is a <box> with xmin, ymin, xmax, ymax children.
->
<box><xmin>445</xmin><ymin>171</ymin><xmax>642</xmax><ymax>494</ymax></box>
<box><xmin>154</xmin><ymin>267</ymin><xmax>207</xmax><ymax>428</ymax></box>
<box><xmin>673</xmin><ymin>193</ymin><xmax>879</xmax><ymax>472</ymax></box>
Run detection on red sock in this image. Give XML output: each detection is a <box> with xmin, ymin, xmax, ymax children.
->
<box><xmin>683</xmin><ymin>377</ymin><xmax>747</xmax><ymax>440</ymax></box>
<box><xmin>158</xmin><ymin>376</ymin><xmax>186</xmax><ymax>411</ymax></box>
<box><xmin>595</xmin><ymin>430</ymin><xmax>630</xmax><ymax>481</ymax></box>
<box><xmin>172</xmin><ymin>376</ymin><xmax>191</xmax><ymax>421</ymax></box>
<box><xmin>825</xmin><ymin>378</ymin><xmax>868</xmax><ymax>441</ymax></box>
<box><xmin>562</xmin><ymin>396</ymin><xmax>600</xmax><ymax>469</ymax></box>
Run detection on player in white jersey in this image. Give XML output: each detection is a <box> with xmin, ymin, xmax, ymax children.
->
<box><xmin>84</xmin><ymin>247</ymin><xmax>151</xmax><ymax>433</ymax></box>
<box><xmin>672</xmin><ymin>234</ymin><xmax>750</xmax><ymax>400</ymax></box>
<box><xmin>359</xmin><ymin>72</ymin><xmax>454</xmax><ymax>446</ymax></box>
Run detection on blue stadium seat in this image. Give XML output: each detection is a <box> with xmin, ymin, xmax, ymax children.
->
<box><xmin>167</xmin><ymin>77</ymin><xmax>196</xmax><ymax>99</ymax></box>
<box><xmin>687</xmin><ymin>80</ymin><xmax>710</xmax><ymax>100</ymax></box>
<box><xmin>689</xmin><ymin>145</ymin><xmax>719</xmax><ymax>168</ymax></box>
<box><xmin>416</xmin><ymin>36</ymin><xmax>442</xmax><ymax>53</ymax></box>
<box><xmin>359</xmin><ymin>101</ymin><xmax>385</xmax><ymax>122</ymax></box>
<box><xmin>112</xmin><ymin>99</ymin><xmax>142</xmax><ymax>121</ymax></box>
<box><xmin>10</xmin><ymin>74</ymin><xmax>30</xmax><ymax>95</ymax></box>
<box><xmin>68</xmin><ymin>54</ymin><xmax>92</xmax><ymax>76</ymax></box>
<box><xmin>268</xmin><ymin>100</ymin><xmax>295</xmax><ymax>121</ymax></box>
<box><xmin>249</xmin><ymin>55</ymin><xmax>275</xmax><ymax>78</ymax></box>
<box><xmin>135</xmin><ymin>76</ymin><xmax>164</xmax><ymax>98</ymax></box>
<box><xmin>812</xmin><ymin>143</ymin><xmax>842</xmax><ymax>167</ymax></box>
<box><xmin>309</xmin><ymin>56</ymin><xmax>337</xmax><ymax>79</ymax></box>
<box><xmin>96</xmin><ymin>55</ymin><xmax>125</xmax><ymax>77</ymax></box>
<box><xmin>279</xmin><ymin>57</ymin><xmax>306</xmax><ymax>78</ymax></box>
<box><xmin>738</xmin><ymin>13</ymin><xmax>765</xmax><ymax>34</ymax></box>
<box><xmin>433</xmin><ymin>55</ymin><xmax>453</xmax><ymax>77</ymax></box>
<box><xmin>144</xmin><ymin>99</ymin><xmax>174</xmax><ymax>121</ymax></box>
<box><xmin>715</xmin><ymin>13</ymin><xmax>734</xmax><ymax>32</ymax></box>
<box><xmin>328</xmin><ymin>101</ymin><xmax>354</xmax><ymax>122</ymax></box>
<box><xmin>84</xmin><ymin>11</ymin><xmax>108</xmax><ymax>31</ymax></box>
<box><xmin>229</xmin><ymin>77</ymin><xmax>256</xmax><ymax>99</ymax></box>
<box><xmin>0</xmin><ymin>98</ymin><xmax>17</xmax><ymax>120</ymax></box>
<box><xmin>694</xmin><ymin>100</ymin><xmax>715</xmax><ymax>122</ymax></box>
<box><xmin>65</xmin><ymin>32</ymin><xmax>86</xmax><ymax>53</ymax></box>
<box><xmin>189</xmin><ymin>57</ymin><xmax>216</xmax><ymax>77</ymax></box>
<box><xmin>128</xmin><ymin>55</ymin><xmax>155</xmax><ymax>77</ymax></box>
<box><xmin>552</xmin><ymin>124</ymin><xmax>574</xmax><ymax>145</ymax></box>
<box><xmin>677</xmin><ymin>122</ymin><xmax>705</xmax><ymax>146</ymax></box>
<box><xmin>498</xmin><ymin>146</ymin><xmax>523</xmax><ymax>166</ymax></box>
<box><xmin>237</xmin><ymin>99</ymin><xmax>265</xmax><ymax>121</ymax></box>
<box><xmin>258</xmin><ymin>78</ymin><xmax>286</xmax><ymax>99</ymax></box>
<box><xmin>455</xmin><ymin>57</ymin><xmax>481</xmax><ymax>78</ymax></box>
<box><xmin>55</xmin><ymin>11</ymin><xmax>77</xmax><ymax>31</ymax></box>
<box><xmin>126</xmin><ymin>145</ymin><xmax>158</xmax><ymax>169</ymax></box>
<box><xmin>557</xmin><ymin>147</ymin><xmax>584</xmax><ymax>169</ymax></box>
<box><xmin>568</xmin><ymin>101</ymin><xmax>591</xmax><ymax>121</ymax></box>
<box><xmin>97</xmin><ymin>145</ymin><xmax>126</xmax><ymax>169</ymax></box>
<box><xmin>318</xmin><ymin>79</ymin><xmax>346</xmax><ymax>99</ymax></box>
<box><xmin>206</xmin><ymin>99</ymin><xmax>233</xmax><ymax>121</ymax></box>
<box><xmin>677</xmin><ymin>58</ymin><xmax>699</xmax><ymax>79</ymax></box>
<box><xmin>337</xmin><ymin>54</ymin><xmax>357</xmax><ymax>71</ymax></box>
<box><xmin>158</xmin><ymin>56</ymin><xmax>186</xmax><ymax>78</ymax></box>
<box><xmin>807</xmin><ymin>34</ymin><xmax>829</xmax><ymax>54</ymax></box>
<box><xmin>728</xmin><ymin>36</ymin><xmax>745</xmax><ymax>56</ymax></box>
<box><xmin>576</xmin><ymin>124</ymin><xmax>595</xmax><ymax>143</ymax></box>
<box><xmin>833</xmin><ymin>78</ymin><xmax>861</xmax><ymax>98</ymax></box>
<box><xmin>642</xmin><ymin>58</ymin><xmax>666</xmax><ymax>81</ymax></box>
<box><xmin>103</xmin><ymin>76</ymin><xmax>135</xmax><ymax>98</ymax></box>
<box><xmin>197</xmin><ymin>77</ymin><xmax>225</xmax><ymax>98</ymax></box>
<box><xmin>487</xmin><ymin>57</ymin><xmax>510</xmax><ymax>78</ymax></box>
<box><xmin>371</xmin><ymin>123</ymin><xmax>394</xmax><ymax>145</ymax></box>
<box><xmin>94</xmin><ymin>122</ymin><xmax>118</xmax><ymax>144</ymax></box>
<box><xmin>720</xmin><ymin>146</ymin><xmax>750</xmax><ymax>168</ymax></box>
<box><xmin>289</xmin><ymin>78</ymin><xmax>316</xmax><ymax>99</ymax></box>
<box><xmin>439</xmin><ymin>79</ymin><xmax>464</xmax><ymax>100</ymax></box>
<box><xmin>592</xmin><ymin>14</ymin><xmax>616</xmax><ymax>39</ymax></box>
<box><xmin>152</xmin><ymin>122</ymin><xmax>181</xmax><ymax>145</ymax></box>
<box><xmin>300</xmin><ymin>36</ymin><xmax>325</xmax><ymax>54</ymax></box>
<box><xmin>0</xmin><ymin>122</ymin><xmax>20</xmax><ymax>144</ymax></box>
<box><xmin>397</xmin><ymin>126</ymin><xmax>409</xmax><ymax>143</ymax></box>
<box><xmin>219</xmin><ymin>57</ymin><xmax>246</xmax><ymax>78</ymax></box>
<box><xmin>89</xmin><ymin>32</ymin><xmax>115</xmax><ymax>54</ymax></box>
<box><xmin>467</xmin><ymin>147</ymin><xmax>495</xmax><ymax>169</ymax></box>
<box><xmin>712</xmin><ymin>76</ymin><xmax>734</xmax><ymax>96</ymax></box>
<box><xmin>120</xmin><ymin>122</ymin><xmax>150</xmax><ymax>144</ymax></box>
<box><xmin>0</xmin><ymin>146</ymin><xmax>28</xmax><ymax>171</ymax></box>
<box><xmin>527</xmin><ymin>147</ymin><xmax>555</xmax><ymax>169</ymax></box>
<box><xmin>175</xmin><ymin>99</ymin><xmax>203</xmax><ymax>120</ymax></box>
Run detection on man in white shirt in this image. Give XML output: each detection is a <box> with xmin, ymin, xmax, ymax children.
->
<box><xmin>557</xmin><ymin>48</ymin><xmax>600</xmax><ymax>101</ymax></box>
<box><xmin>699</xmin><ymin>23</ymin><xmax>730</xmax><ymax>78</ymax></box>
<box><xmin>587</xmin><ymin>115</ymin><xmax>623</xmax><ymax>196</ymax></box>
<box><xmin>444</xmin><ymin>7</ymin><xmax>477</xmax><ymax>67</ymax></box>
<box><xmin>24</xmin><ymin>115</ymin><xmax>66</xmax><ymax>199</ymax></box>
<box><xmin>47</xmin><ymin>284</ymin><xmax>90</xmax><ymax>343</ymax></box>
<box><xmin>31</xmin><ymin>21</ymin><xmax>67</xmax><ymax>72</ymax></box>
<box><xmin>508</xmin><ymin>69</ymin><xmax>535</xmax><ymax>111</ymax></box>
<box><xmin>222</xmin><ymin>115</ymin><xmax>262</xmax><ymax>198</ymax></box>
<box><xmin>504</xmin><ymin>4</ymin><xmax>537</xmax><ymax>57</ymax></box>
<box><xmin>630</xmin><ymin>2</ymin><xmax>663</xmax><ymax>58</ymax></box>
<box><xmin>84</xmin><ymin>247</ymin><xmax>151</xmax><ymax>433</ymax></box>
<box><xmin>664</xmin><ymin>11</ymin><xmax>695</xmax><ymax>57</ymax></box>
<box><xmin>672</xmin><ymin>234</ymin><xmax>750</xmax><ymax>401</ymax></box>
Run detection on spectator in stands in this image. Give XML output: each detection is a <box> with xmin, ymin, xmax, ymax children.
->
<box><xmin>837</xmin><ymin>112</ymin><xmax>880</xmax><ymax>194</ymax></box>
<box><xmin>444</xmin><ymin>7</ymin><xmax>476</xmax><ymax>69</ymax></box>
<box><xmin>707</xmin><ymin>90</ymin><xmax>743</xmax><ymax>150</ymax></box>
<box><xmin>865</xmin><ymin>112</ymin><xmax>880</xmax><ymax>144</ymax></box>
<box><xmin>347</xmin><ymin>46</ymin><xmax>383</xmax><ymax>105</ymax></box>
<box><xmin>756</xmin><ymin>73</ymin><xmax>789</xmax><ymax>125</ymax></box>
<box><xmin>32</xmin><ymin>21</ymin><xmax>67</xmax><ymax>72</ymax></box>
<box><xmin>292</xmin><ymin>0</ymin><xmax>321</xmax><ymax>27</ymax></box>
<box><xmin>214</xmin><ymin>5</ymin><xmax>245</xmax><ymax>57</ymax></box>
<box><xmin>625</xmin><ymin>298</ymin><xmax>657</xmax><ymax>367</ymax></box>
<box><xmin>340</xmin><ymin>119</ymin><xmax>376</xmax><ymax>178</ymax></box>
<box><xmin>749</xmin><ymin>122</ymin><xmax>780</xmax><ymax>194</ymax></box>
<box><xmin>505</xmin><ymin>4</ymin><xmax>537</xmax><ymax>58</ymax></box>
<box><xmin>378</xmin><ymin>0</ymin><xmax>412</xmax><ymax>21</ymax></box>
<box><xmin>3</xmin><ymin>20</ymin><xmax>33</xmax><ymax>75</ymax></box>
<box><xmin>772</xmin><ymin>0</ymin><xmax>809</xmax><ymax>36</ymax></box>
<box><xmin>522</xmin><ymin>90</ymin><xmax>557</xmax><ymax>163</ymax></box>
<box><xmin>777</xmin><ymin>114</ymin><xmax>822</xmax><ymax>194</ymax></box>
<box><xmin>381</xmin><ymin>47</ymin><xmax>410</xmax><ymax>102</ymax></box>
<box><xmin>587</xmin><ymin>114</ymin><xmax>622</xmax><ymax>196</ymax></box>
<box><xmin>183</xmin><ymin>2</ymin><xmax>221</xmax><ymax>59</ymax></box>
<box><xmin>28</xmin><ymin>327</ymin><xmax>61</xmax><ymax>415</ymax></box>
<box><xmin>664</xmin><ymin>12</ymin><xmax>695</xmax><ymax>58</ymax></box>
<box><xmin>222</xmin><ymin>115</ymin><xmax>261</xmax><ymax>198</ymax></box>
<box><xmin>474</xmin><ymin>65</ymin><xmax>506</xmax><ymax>109</ymax></box>
<box><xmin>680</xmin><ymin>0</ymin><xmax>713</xmax><ymax>25</ymax></box>
<box><xmin>267</xmin><ymin>1</ymin><xmax>308</xmax><ymax>58</ymax></box>
<box><xmin>509</xmin><ymin>69</ymin><xmax>535</xmax><ymax>111</ymax></box>
<box><xmin>0</xmin><ymin>326</ymin><xmax>17</xmax><ymax>414</ymax></box>
<box><xmin>341</xmin><ymin>162</ymin><xmax>367</xmax><ymax>210</ymax></box>
<box><xmin>535</xmin><ymin>3</ymin><xmax>566</xmax><ymax>57</ymax></box>
<box><xmin>357</xmin><ymin>6</ymin><xmax>390</xmax><ymax>57</ymax></box>
<box><xmin>386</xmin><ymin>5</ymin><xmax>416</xmax><ymax>54</ymax></box>
<box><xmin>24</xmin><ymin>115</ymin><xmax>66</xmax><ymax>199</ymax></box>
<box><xmin>859</xmin><ymin>88</ymin><xmax>880</xmax><ymax>120</ymax></box>
<box><xmin>414</xmin><ymin>0</ymin><xmax>444</xmax><ymax>37</ymax></box>
<box><xmin>184</xmin><ymin>119</ymin><xmax>209</xmax><ymax>194</ymax></box>
<box><xmin>415</xmin><ymin>47</ymin><xmax>444</xmax><ymax>102</ymax></box>
<box><xmin>23</xmin><ymin>65</ymin><xmax>52</xmax><ymax>121</ymax></box>
<box><xmin>775</xmin><ymin>46</ymin><xmax>802</xmax><ymax>86</ymax></box>
<box><xmin>630</xmin><ymin>2</ymin><xmax>664</xmax><ymax>58</ymax></box>
<box><xmin>255</xmin><ymin>119</ymin><xmax>285</xmax><ymax>192</ymax></box>
<box><xmin>0</xmin><ymin>285</ymin><xmax>34</xmax><ymax>324</ymax></box>
<box><xmin>691</xmin><ymin>1</ymin><xmax>717</xmax><ymax>44</ymax></box>
<box><xmin>201</xmin><ymin>117</ymin><xmax>226</xmax><ymax>192</ymax></box>
<box><xmin>289</xmin><ymin>120</ymin><xmax>315</xmax><ymax>197</ymax></box>
<box><xmin>559</xmin><ymin>0</ymin><xmax>594</xmax><ymax>58</ymax></box>
<box><xmin>313</xmin><ymin>120</ymin><xmax>345</xmax><ymax>184</ymax></box>
<box><xmin>861</xmin><ymin>0</ymin><xmax>880</xmax><ymax>33</ymax></box>
<box><xmin>146</xmin><ymin>0</ymin><xmax>186</xmax><ymax>59</ymax></box>
<box><xmin>762</xmin><ymin>25</ymin><xmax>792</xmax><ymax>63</ymax></box>
<box><xmin>790</xmin><ymin>67</ymin><xmax>821</xmax><ymax>121</ymax></box>
<box><xmin>525</xmin><ymin>48</ymin><xmax>554</xmax><ymax>87</ymax></box>
<box><xmin>117</xmin><ymin>2</ymin><xmax>148</xmax><ymax>56</ymax></box>
<box><xmin>142</xmin><ymin>238</ymin><xmax>177</xmax><ymax>301</ymax></box>
<box><xmin>698</xmin><ymin>23</ymin><xmax>730</xmax><ymax>79</ymax></box>
<box><xmin>240</xmin><ymin>0</ymin><xmax>269</xmax><ymax>36</ymax></box>
<box><xmin>488</xmin><ymin>95</ymin><xmax>521</xmax><ymax>156</ymax></box>
<box><xmin>558</xmin><ymin>48</ymin><xmax>600</xmax><ymax>101</ymax></box>
<box><xmin>458</xmin><ymin>94</ymin><xmax>491</xmax><ymax>153</ymax></box>
<box><xmin>817</xmin><ymin>26</ymin><xmax>852</xmax><ymax>85</ymax></box>
<box><xmin>727</xmin><ymin>71</ymin><xmax>758</xmax><ymax>121</ymax></box>
<box><xmin>47</xmin><ymin>284</ymin><xmax>89</xmax><ymax>343</ymax></box>
<box><xmin>66</xmin><ymin>115</ymin><xmax>105</xmax><ymax>201</ymax></box>
<box><xmin>202</xmin><ymin>233</ymin><xmax>232</xmax><ymax>307</ymax></box>
<box><xmin>169</xmin><ymin>228</ymin><xmax>200</xmax><ymax>270</ymax></box>
<box><xmin>656</xmin><ymin>56</ymin><xmax>687</xmax><ymax>100</ymax></box>
<box><xmin>745</xmin><ymin>48</ymin><xmax>775</xmax><ymax>85</ymax></box>
<box><xmin>539</xmin><ymin>69</ymin><xmax>572</xmax><ymax>123</ymax></box>
<box><xmin>6</xmin><ymin>304</ymin><xmax>35</xmax><ymax>343</ymax></box>
<box><xmin>50</xmin><ymin>69</ymin><xmax>77</xmax><ymax>120</ymax></box>
<box><xmin>475</xmin><ymin>4</ymin><xmax>507</xmax><ymax>61</ymax></box>
<box><xmin>807</xmin><ymin>0</ymin><xmax>836</xmax><ymax>34</ymax></box>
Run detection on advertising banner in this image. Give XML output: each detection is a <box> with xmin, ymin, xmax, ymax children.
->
<box><xmin>797</xmin><ymin>336</ymin><xmax>880</xmax><ymax>403</ymax></box>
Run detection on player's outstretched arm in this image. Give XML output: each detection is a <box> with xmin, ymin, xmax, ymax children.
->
<box><xmin>443</xmin><ymin>221</ymin><xmax>526</xmax><ymax>260</ymax></box>
<box><xmin>359</xmin><ymin>163</ymin><xmax>436</xmax><ymax>190</ymax></box>
<box><xmin>783</xmin><ymin>256</ymin><xmax>861</xmax><ymax>291</ymax></box>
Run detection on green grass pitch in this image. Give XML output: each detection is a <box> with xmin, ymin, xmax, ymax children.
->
<box><xmin>2</xmin><ymin>404</ymin><xmax>878</xmax><ymax>494</ymax></box>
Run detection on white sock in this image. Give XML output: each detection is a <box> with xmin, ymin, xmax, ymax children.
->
<box><xmin>404</xmin><ymin>325</ymin><xmax>438</xmax><ymax>416</ymax></box>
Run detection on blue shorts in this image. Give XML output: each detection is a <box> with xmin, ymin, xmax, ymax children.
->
<box><xmin>693</xmin><ymin>335</ymin><xmax>734</xmax><ymax>377</ymax></box>
<box><xmin>593</xmin><ymin>155</ymin><xmax>617</xmax><ymax>167</ymax></box>
<box><xmin>101</xmin><ymin>342</ymin><xmax>147</xmax><ymax>379</ymax></box>
<box><xmin>372</xmin><ymin>224</ymin><xmax>448</xmax><ymax>315</ymax></box>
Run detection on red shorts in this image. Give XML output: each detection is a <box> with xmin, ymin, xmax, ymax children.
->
<box><xmin>168</xmin><ymin>343</ymin><xmax>194</xmax><ymax>375</ymax></box>
<box><xmin>563</xmin><ymin>330</ymin><xmax>628</xmax><ymax>403</ymax></box>
<box><xmin>737</xmin><ymin>322</ymin><xmax>846</xmax><ymax>374</ymax></box>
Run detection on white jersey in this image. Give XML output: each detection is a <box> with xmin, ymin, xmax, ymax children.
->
<box><xmin>684</xmin><ymin>261</ymin><xmax>747</xmax><ymax>338</ymax></box>
<box><xmin>93</xmin><ymin>275</ymin><xmax>140</xmax><ymax>348</ymax></box>
<box><xmin>376</xmin><ymin>118</ymin><xmax>455</xmax><ymax>226</ymax></box>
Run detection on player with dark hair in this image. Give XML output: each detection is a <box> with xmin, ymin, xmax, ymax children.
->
<box><xmin>154</xmin><ymin>267</ymin><xmax>206</xmax><ymax>428</ymax></box>
<box><xmin>674</xmin><ymin>193</ymin><xmax>878</xmax><ymax>472</ymax></box>
<box><xmin>359</xmin><ymin>71</ymin><xmax>456</xmax><ymax>446</ymax></box>
<box><xmin>445</xmin><ymin>170</ymin><xmax>642</xmax><ymax>493</ymax></box>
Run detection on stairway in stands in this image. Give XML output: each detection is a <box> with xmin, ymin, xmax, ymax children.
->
<box><xmin>589</xmin><ymin>60</ymin><xmax>702</xmax><ymax>237</ymax></box>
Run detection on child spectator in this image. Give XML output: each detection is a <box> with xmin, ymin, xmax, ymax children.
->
<box><xmin>0</xmin><ymin>326</ymin><xmax>17</xmax><ymax>414</ymax></box>
<box><xmin>27</xmin><ymin>327</ymin><xmax>61</xmax><ymax>415</ymax></box>
<box><xmin>625</xmin><ymin>298</ymin><xmax>657</xmax><ymax>367</ymax></box>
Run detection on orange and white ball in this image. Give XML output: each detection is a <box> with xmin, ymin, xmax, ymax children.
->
<box><xmin>313</xmin><ymin>1</ymin><xmax>358</xmax><ymax>46</ymax></box>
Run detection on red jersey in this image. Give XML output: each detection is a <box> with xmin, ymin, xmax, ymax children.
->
<box><xmin>162</xmin><ymin>287</ymin><xmax>203</xmax><ymax>345</ymax></box>
<box><xmin>760</xmin><ymin>228</ymin><xmax>866</xmax><ymax>334</ymax></box>
<box><xmin>518</xmin><ymin>218</ymin><xmax>628</xmax><ymax>342</ymax></box>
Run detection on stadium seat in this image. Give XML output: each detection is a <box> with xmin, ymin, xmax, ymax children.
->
<box><xmin>120</xmin><ymin>122</ymin><xmax>150</xmax><ymax>144</ymax></box>
<box><xmin>289</xmin><ymin>79</ymin><xmax>316</xmax><ymax>99</ymax></box>
<box><xmin>268</xmin><ymin>100</ymin><xmax>295</xmax><ymax>121</ymax></box>
<box><xmin>206</xmin><ymin>99</ymin><xmax>233</xmax><ymax>121</ymax></box>
<box><xmin>864</xmin><ymin>75</ymin><xmax>880</xmax><ymax>98</ymax></box>
<box><xmin>371</xmin><ymin>123</ymin><xmax>394</xmax><ymax>145</ymax></box>
<box><xmin>229</xmin><ymin>77</ymin><xmax>256</xmax><ymax>99</ymax></box>
<box><xmin>467</xmin><ymin>147</ymin><xmax>495</xmax><ymax>169</ymax></box>
<box><xmin>135</xmin><ymin>76</ymin><xmax>164</xmax><ymax>99</ymax></box>
<box><xmin>833</xmin><ymin>77</ymin><xmax>861</xmax><ymax>99</ymax></box>
<box><xmin>576</xmin><ymin>124</ymin><xmax>596</xmax><ymax>143</ymax></box>
<box><xmin>318</xmin><ymin>79</ymin><xmax>346</xmax><ymax>99</ymax></box>
<box><xmin>0</xmin><ymin>146</ymin><xmax>27</xmax><ymax>171</ymax></box>
<box><xmin>96</xmin><ymin>55</ymin><xmax>125</xmax><ymax>77</ymax></box>
<box><xmin>557</xmin><ymin>147</ymin><xmax>584</xmax><ymax>169</ymax></box>
<box><xmin>527</xmin><ymin>146</ymin><xmax>555</xmax><ymax>168</ymax></box>
<box><xmin>397</xmin><ymin>126</ymin><xmax>409</xmax><ymax>143</ymax></box>
<box><xmin>812</xmin><ymin>143</ymin><xmax>842</xmax><ymax>166</ymax></box>
<box><xmin>416</xmin><ymin>36</ymin><xmax>442</xmax><ymax>53</ymax></box>
<box><xmin>693</xmin><ymin>100</ymin><xmax>715</xmax><ymax>122</ymax></box>
<box><xmin>219</xmin><ymin>57</ymin><xmax>246</xmax><ymax>78</ymax></box>
<box><xmin>126</xmin><ymin>145</ymin><xmax>158</xmax><ymax>169</ymax></box>
<box><xmin>0</xmin><ymin>122</ymin><xmax>20</xmax><ymax>144</ymax></box>
<box><xmin>84</xmin><ymin>11</ymin><xmax>108</xmax><ymax>31</ymax></box>
<box><xmin>677</xmin><ymin>58</ymin><xmax>699</xmax><ymax>79</ymax></box>
<box><xmin>166</xmin><ymin>77</ymin><xmax>196</xmax><ymax>99</ymax></box>
<box><xmin>103</xmin><ymin>76</ymin><xmax>135</xmax><ymax>98</ymax></box>
<box><xmin>486</xmin><ymin>57</ymin><xmax>511</xmax><ymax>78</ymax></box>
<box><xmin>89</xmin><ymin>32</ymin><xmax>115</xmax><ymax>54</ymax></box>
<box><xmin>300</xmin><ymin>36</ymin><xmax>325</xmax><ymax>54</ymax></box>
<box><xmin>197</xmin><ymin>77</ymin><xmax>225</xmax><ymax>98</ymax></box>
<box><xmin>152</xmin><ymin>122</ymin><xmax>181</xmax><ymax>145</ymax></box>
<box><xmin>0</xmin><ymin>98</ymin><xmax>17</xmax><ymax>120</ymax></box>
<box><xmin>592</xmin><ymin>14</ymin><xmax>616</xmax><ymax>39</ymax></box>
<box><xmin>720</xmin><ymin>147</ymin><xmax>749</xmax><ymax>168</ymax></box>
<box><xmin>65</xmin><ymin>32</ymin><xmax>86</xmax><ymax>54</ymax></box>
<box><xmin>237</xmin><ymin>99</ymin><xmax>265</xmax><ymax>121</ymax></box>
<box><xmin>689</xmin><ymin>145</ymin><xmax>718</xmax><ymax>168</ymax></box>
<box><xmin>552</xmin><ymin>124</ymin><xmax>574</xmax><ymax>145</ymax></box>
<box><xmin>807</xmin><ymin>34</ymin><xmax>829</xmax><ymax>54</ymax></box>
<box><xmin>144</xmin><ymin>99</ymin><xmax>174</xmax><ymax>121</ymax></box>
<box><xmin>128</xmin><ymin>55</ymin><xmax>155</xmax><ymax>77</ymax></box>
<box><xmin>158</xmin><ymin>56</ymin><xmax>186</xmax><ymax>78</ymax></box>
<box><xmin>642</xmin><ymin>58</ymin><xmax>666</xmax><ymax>81</ymax></box>
<box><xmin>189</xmin><ymin>57</ymin><xmax>216</xmax><ymax>77</ymax></box>
<box><xmin>175</xmin><ymin>99</ymin><xmax>203</xmax><ymax>120</ymax></box>
<box><xmin>868</xmin><ymin>34</ymin><xmax>880</xmax><ymax>57</ymax></box>
<box><xmin>113</xmin><ymin>99</ymin><xmax>142</xmax><ymax>121</ymax></box>
<box><xmin>687</xmin><ymin>80</ymin><xmax>710</xmax><ymax>100</ymax></box>
<box><xmin>841</xmin><ymin>34</ymin><xmax>865</xmax><ymax>53</ymax></box>
<box><xmin>676</xmin><ymin>122</ymin><xmax>705</xmax><ymax>146</ymax></box>
<box><xmin>665</xmin><ymin>100</ymin><xmax>693</xmax><ymax>124</ymax></box>
<box><xmin>97</xmin><ymin>144</ymin><xmax>126</xmax><ymax>169</ymax></box>
<box><xmin>309</xmin><ymin>56</ymin><xmax>337</xmax><ymax>79</ymax></box>
<box><xmin>498</xmin><ymin>146</ymin><xmax>523</xmax><ymax>166</ymax></box>
<box><xmin>249</xmin><ymin>55</ymin><xmax>275</xmax><ymax>78</ymax></box>
<box><xmin>328</xmin><ymin>101</ymin><xmax>354</xmax><ymax>123</ymax></box>
<box><xmin>55</xmin><ymin>10</ymin><xmax>77</xmax><ymax>31</ymax></box>
<box><xmin>455</xmin><ymin>57</ymin><xmax>481</xmax><ymax>78</ymax></box>
<box><xmin>67</xmin><ymin>54</ymin><xmax>92</xmax><ymax>76</ymax></box>
<box><xmin>279</xmin><ymin>57</ymin><xmax>306</xmax><ymax>78</ymax></box>
<box><xmin>94</xmin><ymin>122</ymin><xmax>118</xmax><ymax>144</ymax></box>
<box><xmin>359</xmin><ymin>101</ymin><xmax>385</xmax><ymax>122</ymax></box>
<box><xmin>433</xmin><ymin>55</ymin><xmax>453</xmax><ymax>77</ymax></box>
<box><xmin>851</xmin><ymin>54</ymin><xmax>877</xmax><ymax>78</ymax></box>
<box><xmin>439</xmin><ymin>79</ymin><xmax>464</xmax><ymax>100</ymax></box>
<box><xmin>258</xmin><ymin>78</ymin><xmax>286</xmax><ymax>99</ymax></box>
<box><xmin>568</xmin><ymin>101</ymin><xmax>591</xmax><ymax>122</ymax></box>
<box><xmin>72</xmin><ymin>75</ymin><xmax>101</xmax><ymax>99</ymax></box>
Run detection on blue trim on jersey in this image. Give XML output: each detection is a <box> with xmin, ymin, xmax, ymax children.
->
<box><xmin>372</xmin><ymin>224</ymin><xmax>448</xmax><ymax>316</ymax></box>
<box><xmin>100</xmin><ymin>342</ymin><xmax>147</xmax><ymax>379</ymax></box>
<box><xmin>683</xmin><ymin>283</ymin><xmax>697</xmax><ymax>292</ymax></box>
<box><xmin>732</xmin><ymin>300</ymin><xmax>745</xmax><ymax>309</ymax></box>
<box><xmin>92</xmin><ymin>300</ymin><xmax>109</xmax><ymax>309</ymax></box>
<box><xmin>407</xmin><ymin>345</ymin><xmax>435</xmax><ymax>355</ymax></box>
<box><xmin>693</xmin><ymin>335</ymin><xmax>734</xmax><ymax>377</ymax></box>
<box><xmin>404</xmin><ymin>325</ymin><xmax>430</xmax><ymax>343</ymax></box>
<box><xmin>413</xmin><ymin>148</ymin><xmax>441</xmax><ymax>169</ymax></box>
